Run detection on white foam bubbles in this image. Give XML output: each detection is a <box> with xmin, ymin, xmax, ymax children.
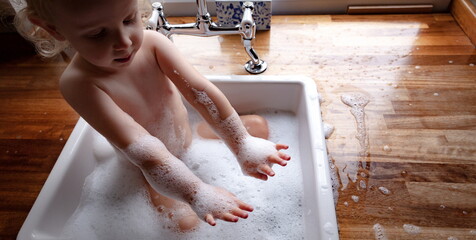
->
<box><xmin>60</xmin><ymin>148</ymin><xmax>167</xmax><ymax>240</ymax></box>
<box><xmin>373</xmin><ymin>223</ymin><xmax>388</xmax><ymax>240</ymax></box>
<box><xmin>341</xmin><ymin>92</ymin><xmax>370</xmax><ymax>156</ymax></box>
<box><xmin>323</xmin><ymin>222</ymin><xmax>335</xmax><ymax>235</ymax></box>
<box><xmin>403</xmin><ymin>224</ymin><xmax>421</xmax><ymax>234</ymax></box>
<box><xmin>192</xmin><ymin>89</ymin><xmax>220</xmax><ymax>120</ymax></box>
<box><xmin>236</xmin><ymin>135</ymin><xmax>277</xmax><ymax>176</ymax></box>
<box><xmin>323</xmin><ymin>122</ymin><xmax>335</xmax><ymax>139</ymax></box>
<box><xmin>179</xmin><ymin>110</ymin><xmax>305</xmax><ymax>239</ymax></box>
<box><xmin>378</xmin><ymin>186</ymin><xmax>391</xmax><ymax>195</ymax></box>
<box><xmin>61</xmin><ymin>110</ymin><xmax>305</xmax><ymax>239</ymax></box>
<box><xmin>359</xmin><ymin>180</ymin><xmax>367</xmax><ymax>189</ymax></box>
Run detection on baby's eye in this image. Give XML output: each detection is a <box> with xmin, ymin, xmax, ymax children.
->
<box><xmin>123</xmin><ymin>12</ymin><xmax>138</xmax><ymax>25</ymax></box>
<box><xmin>86</xmin><ymin>29</ymin><xmax>106</xmax><ymax>39</ymax></box>
<box><xmin>123</xmin><ymin>18</ymin><xmax>135</xmax><ymax>24</ymax></box>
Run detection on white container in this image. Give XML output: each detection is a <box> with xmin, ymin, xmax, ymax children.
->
<box><xmin>17</xmin><ymin>75</ymin><xmax>338</xmax><ymax>240</ymax></box>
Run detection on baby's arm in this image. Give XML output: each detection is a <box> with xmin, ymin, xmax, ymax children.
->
<box><xmin>59</xmin><ymin>70</ymin><xmax>252</xmax><ymax>226</ymax></box>
<box><xmin>150</xmin><ymin>32</ymin><xmax>291</xmax><ymax>181</ymax></box>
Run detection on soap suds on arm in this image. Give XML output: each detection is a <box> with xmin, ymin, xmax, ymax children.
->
<box><xmin>122</xmin><ymin>135</ymin><xmax>203</xmax><ymax>203</ymax></box>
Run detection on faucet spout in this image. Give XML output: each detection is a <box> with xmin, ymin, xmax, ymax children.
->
<box><xmin>147</xmin><ymin>1</ymin><xmax>267</xmax><ymax>74</ymax></box>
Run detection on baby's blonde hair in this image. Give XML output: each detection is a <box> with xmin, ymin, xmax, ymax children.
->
<box><xmin>14</xmin><ymin>0</ymin><xmax>152</xmax><ymax>58</ymax></box>
<box><xmin>14</xmin><ymin>0</ymin><xmax>68</xmax><ymax>58</ymax></box>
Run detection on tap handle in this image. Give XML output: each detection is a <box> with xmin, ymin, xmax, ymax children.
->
<box><xmin>241</xmin><ymin>2</ymin><xmax>255</xmax><ymax>40</ymax></box>
<box><xmin>146</xmin><ymin>2</ymin><xmax>162</xmax><ymax>30</ymax></box>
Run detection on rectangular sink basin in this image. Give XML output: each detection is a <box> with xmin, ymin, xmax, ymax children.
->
<box><xmin>18</xmin><ymin>75</ymin><xmax>338</xmax><ymax>239</ymax></box>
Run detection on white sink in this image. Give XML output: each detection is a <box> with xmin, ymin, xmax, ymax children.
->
<box><xmin>18</xmin><ymin>75</ymin><xmax>338</xmax><ymax>240</ymax></box>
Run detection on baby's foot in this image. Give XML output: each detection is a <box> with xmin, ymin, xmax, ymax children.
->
<box><xmin>148</xmin><ymin>185</ymin><xmax>200</xmax><ymax>232</ymax></box>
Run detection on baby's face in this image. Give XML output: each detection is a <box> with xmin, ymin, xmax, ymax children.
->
<box><xmin>51</xmin><ymin>0</ymin><xmax>143</xmax><ymax>71</ymax></box>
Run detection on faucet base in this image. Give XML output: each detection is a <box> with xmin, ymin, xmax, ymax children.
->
<box><xmin>245</xmin><ymin>60</ymin><xmax>267</xmax><ymax>74</ymax></box>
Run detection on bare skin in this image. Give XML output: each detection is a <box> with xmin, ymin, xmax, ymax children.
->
<box><xmin>146</xmin><ymin>183</ymin><xmax>200</xmax><ymax>231</ymax></box>
<box><xmin>149</xmin><ymin>115</ymin><xmax>270</xmax><ymax>231</ymax></box>
<box><xmin>197</xmin><ymin>115</ymin><xmax>270</xmax><ymax>140</ymax></box>
<box><xmin>27</xmin><ymin>0</ymin><xmax>290</xmax><ymax>232</ymax></box>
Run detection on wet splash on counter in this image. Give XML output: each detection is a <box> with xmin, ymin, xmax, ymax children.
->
<box><xmin>339</xmin><ymin>92</ymin><xmax>371</xmax><ymax>192</ymax></box>
<box><xmin>341</xmin><ymin>92</ymin><xmax>370</xmax><ymax>156</ymax></box>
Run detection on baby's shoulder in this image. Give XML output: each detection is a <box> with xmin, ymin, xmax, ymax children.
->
<box><xmin>141</xmin><ymin>30</ymin><xmax>175</xmax><ymax>51</ymax></box>
<box><xmin>60</xmin><ymin>63</ymin><xmax>90</xmax><ymax>87</ymax></box>
<box><xmin>59</xmin><ymin>61</ymin><xmax>100</xmax><ymax>99</ymax></box>
<box><xmin>143</xmin><ymin>29</ymin><xmax>169</xmax><ymax>41</ymax></box>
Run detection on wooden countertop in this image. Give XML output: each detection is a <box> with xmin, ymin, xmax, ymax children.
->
<box><xmin>1</xmin><ymin>15</ymin><xmax>475</xmax><ymax>239</ymax></box>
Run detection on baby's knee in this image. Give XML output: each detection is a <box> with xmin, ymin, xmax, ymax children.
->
<box><xmin>178</xmin><ymin>214</ymin><xmax>200</xmax><ymax>232</ymax></box>
<box><xmin>241</xmin><ymin>115</ymin><xmax>269</xmax><ymax>140</ymax></box>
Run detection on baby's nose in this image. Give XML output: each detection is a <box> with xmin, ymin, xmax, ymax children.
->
<box><xmin>113</xmin><ymin>32</ymin><xmax>132</xmax><ymax>50</ymax></box>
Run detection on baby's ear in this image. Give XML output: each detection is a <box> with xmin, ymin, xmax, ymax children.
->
<box><xmin>28</xmin><ymin>15</ymin><xmax>66</xmax><ymax>41</ymax></box>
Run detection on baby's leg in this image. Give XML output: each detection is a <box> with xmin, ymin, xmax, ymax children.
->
<box><xmin>197</xmin><ymin>115</ymin><xmax>269</xmax><ymax>140</ymax></box>
<box><xmin>145</xmin><ymin>182</ymin><xmax>200</xmax><ymax>232</ymax></box>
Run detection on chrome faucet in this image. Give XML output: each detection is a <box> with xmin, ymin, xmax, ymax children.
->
<box><xmin>147</xmin><ymin>0</ymin><xmax>267</xmax><ymax>74</ymax></box>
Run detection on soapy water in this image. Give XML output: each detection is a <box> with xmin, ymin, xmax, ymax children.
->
<box><xmin>378</xmin><ymin>186</ymin><xmax>391</xmax><ymax>195</ymax></box>
<box><xmin>341</xmin><ymin>92</ymin><xmax>370</xmax><ymax>156</ymax></box>
<box><xmin>340</xmin><ymin>92</ymin><xmax>371</xmax><ymax>191</ymax></box>
<box><xmin>373</xmin><ymin>223</ymin><xmax>388</xmax><ymax>240</ymax></box>
<box><xmin>323</xmin><ymin>122</ymin><xmax>335</xmax><ymax>139</ymax></box>
<box><xmin>60</xmin><ymin>110</ymin><xmax>305</xmax><ymax>240</ymax></box>
<box><xmin>403</xmin><ymin>224</ymin><xmax>421</xmax><ymax>235</ymax></box>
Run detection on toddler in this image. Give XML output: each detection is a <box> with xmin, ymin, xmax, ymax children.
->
<box><xmin>16</xmin><ymin>0</ymin><xmax>290</xmax><ymax>232</ymax></box>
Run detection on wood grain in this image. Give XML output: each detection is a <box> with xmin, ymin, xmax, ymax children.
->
<box><xmin>347</xmin><ymin>5</ymin><xmax>434</xmax><ymax>14</ymax></box>
<box><xmin>1</xmin><ymin>14</ymin><xmax>475</xmax><ymax>239</ymax></box>
<box><xmin>452</xmin><ymin>0</ymin><xmax>476</xmax><ymax>46</ymax></box>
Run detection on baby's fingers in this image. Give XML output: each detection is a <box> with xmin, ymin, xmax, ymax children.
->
<box><xmin>222</xmin><ymin>213</ymin><xmax>239</xmax><ymax>222</ymax></box>
<box><xmin>205</xmin><ymin>214</ymin><xmax>216</xmax><ymax>226</ymax></box>
<box><xmin>236</xmin><ymin>199</ymin><xmax>254</xmax><ymax>212</ymax></box>
<box><xmin>276</xmin><ymin>144</ymin><xmax>289</xmax><ymax>150</ymax></box>
<box><xmin>268</xmin><ymin>154</ymin><xmax>289</xmax><ymax>166</ymax></box>
<box><xmin>258</xmin><ymin>164</ymin><xmax>275</xmax><ymax>177</ymax></box>
<box><xmin>278</xmin><ymin>152</ymin><xmax>291</xmax><ymax>161</ymax></box>
<box><xmin>249</xmin><ymin>171</ymin><xmax>268</xmax><ymax>181</ymax></box>
<box><xmin>231</xmin><ymin>208</ymin><xmax>249</xmax><ymax>219</ymax></box>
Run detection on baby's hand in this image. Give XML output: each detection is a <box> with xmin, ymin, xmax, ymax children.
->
<box><xmin>189</xmin><ymin>183</ymin><xmax>253</xmax><ymax>226</ymax></box>
<box><xmin>236</xmin><ymin>135</ymin><xmax>291</xmax><ymax>181</ymax></box>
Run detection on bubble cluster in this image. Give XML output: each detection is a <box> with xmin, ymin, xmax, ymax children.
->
<box><xmin>61</xmin><ymin>110</ymin><xmax>306</xmax><ymax>239</ymax></box>
<box><xmin>123</xmin><ymin>135</ymin><xmax>201</xmax><ymax>203</ymax></box>
<box><xmin>378</xmin><ymin>186</ymin><xmax>391</xmax><ymax>195</ymax></box>
<box><xmin>403</xmin><ymin>224</ymin><xmax>421</xmax><ymax>234</ymax></box>
<box><xmin>323</xmin><ymin>122</ymin><xmax>335</xmax><ymax>139</ymax></box>
<box><xmin>235</xmin><ymin>135</ymin><xmax>277</xmax><ymax>176</ymax></box>
<box><xmin>373</xmin><ymin>223</ymin><xmax>388</xmax><ymax>240</ymax></box>
<box><xmin>341</xmin><ymin>92</ymin><xmax>370</xmax><ymax>156</ymax></box>
<box><xmin>192</xmin><ymin>89</ymin><xmax>220</xmax><ymax>120</ymax></box>
<box><xmin>359</xmin><ymin>180</ymin><xmax>367</xmax><ymax>189</ymax></box>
